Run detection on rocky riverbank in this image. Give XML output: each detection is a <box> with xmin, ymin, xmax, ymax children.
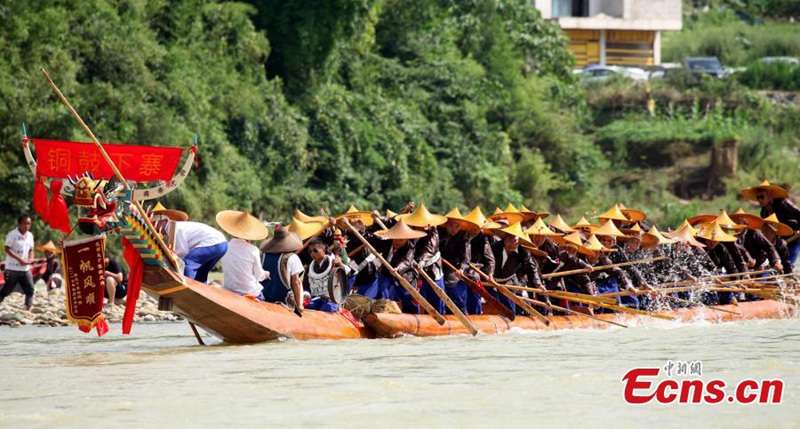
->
<box><xmin>0</xmin><ymin>285</ymin><xmax>182</xmax><ymax>328</ymax></box>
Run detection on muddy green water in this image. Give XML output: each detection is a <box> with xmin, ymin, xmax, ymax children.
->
<box><xmin>1</xmin><ymin>318</ymin><xmax>799</xmax><ymax>428</ymax></box>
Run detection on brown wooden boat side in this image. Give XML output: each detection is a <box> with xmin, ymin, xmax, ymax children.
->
<box><xmin>365</xmin><ymin>300</ymin><xmax>796</xmax><ymax>338</ymax></box>
<box><xmin>141</xmin><ymin>265</ymin><xmax>373</xmax><ymax>343</ymax></box>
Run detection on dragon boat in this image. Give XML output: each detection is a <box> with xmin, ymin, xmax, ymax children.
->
<box><xmin>22</xmin><ymin>128</ymin><xmax>799</xmax><ymax>344</ymax></box>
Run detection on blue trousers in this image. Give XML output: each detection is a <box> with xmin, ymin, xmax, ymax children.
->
<box><xmin>184</xmin><ymin>242</ymin><xmax>228</xmax><ymax>283</ymax></box>
<box><xmin>789</xmin><ymin>240</ymin><xmax>800</xmax><ymax>268</ymax></box>
<box><xmin>306</xmin><ymin>297</ymin><xmax>339</xmax><ymax>313</ymax></box>
<box><xmin>488</xmin><ymin>287</ymin><xmax>515</xmax><ymax>314</ymax></box>
<box><xmin>356</xmin><ymin>276</ymin><xmax>389</xmax><ymax>300</ymax></box>
<box><xmin>445</xmin><ymin>281</ymin><xmax>468</xmax><ymax>315</ymax></box>
<box><xmin>389</xmin><ymin>276</ymin><xmax>420</xmax><ymax>314</ymax></box>
<box><xmin>466</xmin><ymin>284</ymin><xmax>483</xmax><ymax>315</ymax></box>
<box><xmin>420</xmin><ymin>276</ymin><xmax>446</xmax><ymax>315</ymax></box>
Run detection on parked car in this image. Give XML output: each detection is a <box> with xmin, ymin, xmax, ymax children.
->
<box><xmin>685</xmin><ymin>57</ymin><xmax>725</xmax><ymax>78</ymax></box>
<box><xmin>580</xmin><ymin>65</ymin><xmax>649</xmax><ymax>84</ymax></box>
<box><xmin>759</xmin><ymin>56</ymin><xmax>799</xmax><ymax>65</ymax></box>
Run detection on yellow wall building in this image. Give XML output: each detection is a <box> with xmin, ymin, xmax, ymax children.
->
<box><xmin>534</xmin><ymin>0</ymin><xmax>682</xmax><ymax>68</ymax></box>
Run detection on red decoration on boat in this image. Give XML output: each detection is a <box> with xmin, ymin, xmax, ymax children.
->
<box><xmin>62</xmin><ymin>235</ymin><xmax>108</xmax><ymax>336</ymax></box>
<box><xmin>48</xmin><ymin>179</ymin><xmax>71</xmax><ymax>233</ymax></box>
<box><xmin>122</xmin><ymin>237</ymin><xmax>144</xmax><ymax>335</ymax></box>
<box><xmin>33</xmin><ymin>138</ymin><xmax>184</xmax><ymax>182</ymax></box>
<box><xmin>33</xmin><ymin>176</ymin><xmax>49</xmax><ymax>222</ymax></box>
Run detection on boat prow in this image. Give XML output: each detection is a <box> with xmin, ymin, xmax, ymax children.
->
<box><xmin>141</xmin><ymin>265</ymin><xmax>374</xmax><ymax>343</ymax></box>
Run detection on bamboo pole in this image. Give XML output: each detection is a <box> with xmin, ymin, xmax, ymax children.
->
<box><xmin>468</xmin><ymin>263</ymin><xmax>552</xmax><ymax>326</ymax></box>
<box><xmin>340</xmin><ymin>218</ymin><xmax>446</xmax><ymax>325</ymax></box>
<box><xmin>519</xmin><ymin>296</ymin><xmax>629</xmax><ymax>328</ymax></box>
<box><xmin>502</xmin><ymin>284</ymin><xmax>618</xmax><ymax>305</ymax></box>
<box><xmin>41</xmin><ymin>69</ymin><xmax>181</xmax><ymax>273</ymax></box>
<box><xmin>662</xmin><ymin>295</ymin><xmax>740</xmax><ymax>315</ymax></box>
<box><xmin>555</xmin><ymin>294</ymin><xmax>676</xmax><ymax>321</ymax></box>
<box><xmin>542</xmin><ymin>256</ymin><xmax>666</xmax><ymax>279</ymax></box>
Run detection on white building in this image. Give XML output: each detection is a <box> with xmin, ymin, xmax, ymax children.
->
<box><xmin>533</xmin><ymin>0</ymin><xmax>682</xmax><ymax>67</ymax></box>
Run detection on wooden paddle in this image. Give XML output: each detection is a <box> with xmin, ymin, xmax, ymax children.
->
<box><xmin>468</xmin><ymin>263</ymin><xmax>552</xmax><ymax>326</ymax></box>
<box><xmin>557</xmin><ymin>294</ymin><xmax>675</xmax><ymax>320</ymax></box>
<box><xmin>542</xmin><ymin>256</ymin><xmax>666</xmax><ymax>279</ymax></box>
<box><xmin>415</xmin><ymin>266</ymin><xmax>478</xmax><ymax>336</ymax></box>
<box><xmin>501</xmin><ymin>284</ymin><xmax>618</xmax><ymax>305</ymax></box>
<box><xmin>662</xmin><ymin>295</ymin><xmax>740</xmax><ymax>315</ymax></box>
<box><xmin>442</xmin><ymin>257</ymin><xmax>516</xmax><ymax>321</ymax></box>
<box><xmin>341</xmin><ymin>218</ymin><xmax>446</xmax><ymax>325</ymax></box>
<box><xmin>519</xmin><ymin>296</ymin><xmax>629</xmax><ymax>328</ymax></box>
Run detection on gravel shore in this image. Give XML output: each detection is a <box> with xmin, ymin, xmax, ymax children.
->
<box><xmin>0</xmin><ymin>282</ymin><xmax>182</xmax><ymax>328</ymax></box>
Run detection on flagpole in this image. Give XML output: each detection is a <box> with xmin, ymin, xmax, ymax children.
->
<box><xmin>41</xmin><ymin>68</ymin><xmax>181</xmax><ymax>272</ymax></box>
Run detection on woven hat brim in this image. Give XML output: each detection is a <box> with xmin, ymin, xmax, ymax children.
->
<box><xmin>741</xmin><ymin>185</ymin><xmax>789</xmax><ymax>201</ymax></box>
<box><xmin>260</xmin><ymin>230</ymin><xmax>303</xmax><ymax>253</ymax></box>
<box><xmin>153</xmin><ymin>209</ymin><xmax>189</xmax><ymax>221</ymax></box>
<box><xmin>396</xmin><ymin>213</ymin><xmax>448</xmax><ymax>228</ymax></box>
<box><xmin>729</xmin><ymin>214</ymin><xmax>763</xmax><ymax>230</ymax></box>
<box><xmin>335</xmin><ymin>212</ymin><xmax>374</xmax><ymax>227</ymax></box>
<box><xmin>216</xmin><ymin>210</ymin><xmax>268</xmax><ymax>241</ymax></box>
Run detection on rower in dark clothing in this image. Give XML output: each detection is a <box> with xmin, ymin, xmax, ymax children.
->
<box><xmin>374</xmin><ymin>220</ymin><xmax>422</xmax><ymax>312</ymax></box>
<box><xmin>742</xmin><ymin>180</ymin><xmax>800</xmax><ymax>266</ymax></box>
<box><xmin>731</xmin><ymin>210</ymin><xmax>783</xmax><ymax>274</ymax></box>
<box><xmin>696</xmin><ymin>221</ymin><xmax>745</xmax><ymax>305</ymax></box>
<box><xmin>439</xmin><ymin>208</ymin><xmax>473</xmax><ymax>315</ymax></box>
<box><xmin>490</xmin><ymin>222</ymin><xmax>545</xmax><ymax>315</ymax></box>
<box><xmin>463</xmin><ymin>207</ymin><xmax>497</xmax><ymax>315</ymax></box>
<box><xmin>761</xmin><ymin>214</ymin><xmax>795</xmax><ymax>274</ymax></box>
<box><xmin>558</xmin><ymin>231</ymin><xmax>596</xmax><ymax>296</ymax></box>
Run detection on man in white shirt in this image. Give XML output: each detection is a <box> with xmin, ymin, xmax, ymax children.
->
<box><xmin>216</xmin><ymin>210</ymin><xmax>270</xmax><ymax>298</ymax></box>
<box><xmin>152</xmin><ymin>205</ymin><xmax>227</xmax><ymax>283</ymax></box>
<box><xmin>0</xmin><ymin>214</ymin><xmax>36</xmax><ymax>310</ymax></box>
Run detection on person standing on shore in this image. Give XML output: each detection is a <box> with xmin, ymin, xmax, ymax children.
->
<box><xmin>0</xmin><ymin>214</ymin><xmax>36</xmax><ymax>310</ymax></box>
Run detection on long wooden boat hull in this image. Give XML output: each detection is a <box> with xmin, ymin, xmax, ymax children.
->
<box><xmin>141</xmin><ymin>265</ymin><xmax>374</xmax><ymax>343</ymax></box>
<box><xmin>364</xmin><ymin>300</ymin><xmax>796</xmax><ymax>338</ymax></box>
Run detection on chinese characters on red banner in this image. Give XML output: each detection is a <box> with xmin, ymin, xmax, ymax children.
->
<box><xmin>63</xmin><ymin>235</ymin><xmax>109</xmax><ymax>336</ymax></box>
<box><xmin>34</xmin><ymin>138</ymin><xmax>185</xmax><ymax>182</ymax></box>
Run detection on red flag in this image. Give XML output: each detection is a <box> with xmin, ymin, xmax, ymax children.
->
<box><xmin>62</xmin><ymin>235</ymin><xmax>107</xmax><ymax>336</ymax></box>
<box><xmin>121</xmin><ymin>237</ymin><xmax>143</xmax><ymax>334</ymax></box>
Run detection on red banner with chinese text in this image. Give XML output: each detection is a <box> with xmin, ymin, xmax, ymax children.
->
<box><xmin>63</xmin><ymin>235</ymin><xmax>109</xmax><ymax>336</ymax></box>
<box><xmin>32</xmin><ymin>138</ymin><xmax>184</xmax><ymax>182</ymax></box>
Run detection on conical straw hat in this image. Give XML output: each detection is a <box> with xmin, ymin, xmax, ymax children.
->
<box><xmin>487</xmin><ymin>206</ymin><xmax>525</xmax><ymax>224</ymax></box>
<box><xmin>386</xmin><ymin>209</ymin><xmax>398</xmax><ymax>218</ymax></box>
<box><xmin>642</xmin><ymin>225</ymin><xmax>676</xmax><ymax>248</ymax></box>
<box><xmin>375</xmin><ymin>220</ymin><xmax>427</xmax><ymax>240</ymax></box>
<box><xmin>741</xmin><ymin>180</ymin><xmax>789</xmax><ymax>201</ymax></box>
<box><xmin>35</xmin><ymin>240</ymin><xmax>61</xmax><ymax>254</ymax></box>
<box><xmin>557</xmin><ymin>231</ymin><xmax>584</xmax><ymax>248</ymax></box>
<box><xmin>464</xmin><ymin>206</ymin><xmax>501</xmax><ymax>230</ymax></box>
<box><xmin>674</xmin><ymin>219</ymin><xmax>698</xmax><ymax>235</ymax></box>
<box><xmin>444</xmin><ymin>207</ymin><xmax>480</xmax><ymax>230</ymax></box>
<box><xmin>593</xmin><ymin>220</ymin><xmax>627</xmax><ymax>238</ymax></box>
<box><xmin>294</xmin><ymin>209</ymin><xmax>327</xmax><ymax>224</ymax></box>
<box><xmin>595</xmin><ymin>204</ymin><xmax>628</xmax><ymax>222</ymax></box>
<box><xmin>507</xmin><ymin>203</ymin><xmax>536</xmax><ymax>222</ymax></box>
<box><xmin>520</xmin><ymin>204</ymin><xmax>550</xmax><ymax>220</ymax></box>
<box><xmin>714</xmin><ymin>210</ymin><xmax>746</xmax><ymax>231</ymax></box>
<box><xmin>524</xmin><ymin>217</ymin><xmax>561</xmax><ymax>237</ymax></box>
<box><xmin>260</xmin><ymin>227</ymin><xmax>303</xmax><ymax>253</ymax></box>
<box><xmin>152</xmin><ymin>202</ymin><xmax>189</xmax><ymax>221</ymax></box>
<box><xmin>668</xmin><ymin>224</ymin><xmax>706</xmax><ymax>248</ymax></box>
<box><xmin>729</xmin><ymin>208</ymin><xmax>763</xmax><ymax>230</ymax></box>
<box><xmin>288</xmin><ymin>217</ymin><xmax>325</xmax><ymax>241</ymax></box>
<box><xmin>695</xmin><ymin>221</ymin><xmax>737</xmax><ymax>242</ymax></box>
<box><xmin>216</xmin><ymin>210</ymin><xmax>268</xmax><ymax>241</ymax></box>
<box><xmin>572</xmin><ymin>216</ymin><xmax>597</xmax><ymax>230</ymax></box>
<box><xmin>335</xmin><ymin>205</ymin><xmax>374</xmax><ymax>227</ymax></box>
<box><xmin>492</xmin><ymin>222</ymin><xmax>534</xmax><ymax>247</ymax></box>
<box><xmin>396</xmin><ymin>204</ymin><xmax>447</xmax><ymax>228</ymax></box>
<box><xmin>762</xmin><ymin>213</ymin><xmax>794</xmax><ymax>236</ymax></box>
<box><xmin>618</xmin><ymin>203</ymin><xmax>647</xmax><ymax>222</ymax></box>
<box><xmin>687</xmin><ymin>214</ymin><xmax>716</xmax><ymax>226</ymax></box>
<box><xmin>578</xmin><ymin>234</ymin><xmax>615</xmax><ymax>256</ymax></box>
<box><xmin>549</xmin><ymin>214</ymin><xmax>576</xmax><ymax>233</ymax></box>
<box><xmin>520</xmin><ymin>243</ymin><xmax>548</xmax><ymax>257</ymax></box>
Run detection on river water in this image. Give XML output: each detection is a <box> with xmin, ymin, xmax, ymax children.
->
<box><xmin>1</xmin><ymin>318</ymin><xmax>799</xmax><ymax>429</ymax></box>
